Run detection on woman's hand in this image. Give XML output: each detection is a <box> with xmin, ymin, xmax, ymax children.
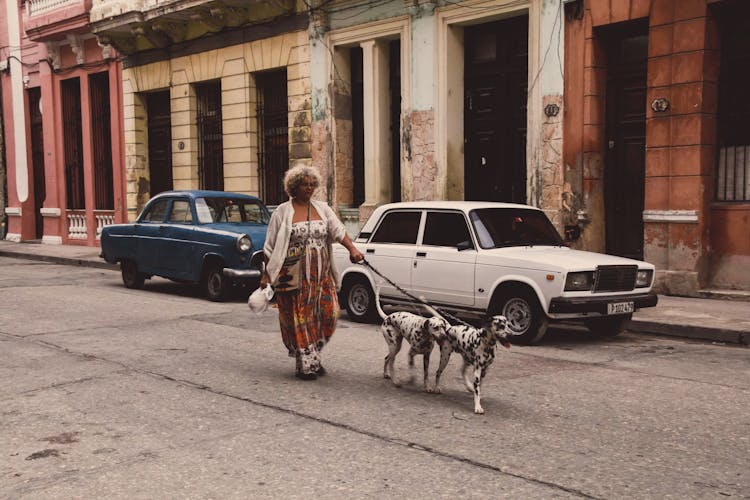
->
<box><xmin>349</xmin><ymin>248</ymin><xmax>364</xmax><ymax>263</ymax></box>
<box><xmin>340</xmin><ymin>234</ymin><xmax>364</xmax><ymax>263</ymax></box>
<box><xmin>260</xmin><ymin>272</ymin><xmax>270</xmax><ymax>288</ymax></box>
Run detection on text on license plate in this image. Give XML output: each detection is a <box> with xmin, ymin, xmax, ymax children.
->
<box><xmin>607</xmin><ymin>301</ymin><xmax>634</xmax><ymax>315</ymax></box>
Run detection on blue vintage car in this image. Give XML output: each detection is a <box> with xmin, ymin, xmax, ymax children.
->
<box><xmin>101</xmin><ymin>190</ymin><xmax>270</xmax><ymax>301</ymax></box>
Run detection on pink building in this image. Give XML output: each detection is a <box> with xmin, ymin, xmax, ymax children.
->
<box><xmin>1</xmin><ymin>0</ymin><xmax>125</xmax><ymax>246</ymax></box>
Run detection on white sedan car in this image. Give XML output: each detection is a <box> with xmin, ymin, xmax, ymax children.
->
<box><xmin>334</xmin><ymin>201</ymin><xmax>658</xmax><ymax>344</ymax></box>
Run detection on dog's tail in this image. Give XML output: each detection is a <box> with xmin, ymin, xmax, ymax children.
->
<box><xmin>373</xmin><ymin>283</ymin><xmax>388</xmax><ymax>321</ymax></box>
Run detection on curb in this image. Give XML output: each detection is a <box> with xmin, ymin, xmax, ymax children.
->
<box><xmin>629</xmin><ymin>319</ymin><xmax>748</xmax><ymax>345</ymax></box>
<box><xmin>0</xmin><ymin>250</ymin><xmax>118</xmax><ymax>271</ymax></box>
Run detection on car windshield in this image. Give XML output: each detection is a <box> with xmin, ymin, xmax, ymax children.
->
<box><xmin>195</xmin><ymin>197</ymin><xmax>270</xmax><ymax>224</ymax></box>
<box><xmin>470</xmin><ymin>208</ymin><xmax>565</xmax><ymax>249</ymax></box>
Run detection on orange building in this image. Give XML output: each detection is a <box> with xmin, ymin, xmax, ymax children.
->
<box><xmin>1</xmin><ymin>0</ymin><xmax>126</xmax><ymax>246</ymax></box>
<box><xmin>563</xmin><ymin>0</ymin><xmax>750</xmax><ymax>295</ymax></box>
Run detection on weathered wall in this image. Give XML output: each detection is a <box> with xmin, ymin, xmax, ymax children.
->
<box><xmin>567</xmin><ymin>0</ymin><xmax>750</xmax><ymax>293</ymax></box>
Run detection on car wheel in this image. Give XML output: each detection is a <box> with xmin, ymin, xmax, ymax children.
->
<box><xmin>585</xmin><ymin>314</ymin><xmax>632</xmax><ymax>337</ymax></box>
<box><xmin>203</xmin><ymin>265</ymin><xmax>228</xmax><ymax>302</ymax></box>
<box><xmin>492</xmin><ymin>289</ymin><xmax>548</xmax><ymax>345</ymax></box>
<box><xmin>343</xmin><ymin>276</ymin><xmax>378</xmax><ymax>323</ymax></box>
<box><xmin>121</xmin><ymin>260</ymin><xmax>145</xmax><ymax>289</ymax></box>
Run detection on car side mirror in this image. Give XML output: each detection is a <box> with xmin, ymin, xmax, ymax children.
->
<box><xmin>457</xmin><ymin>240</ymin><xmax>473</xmax><ymax>251</ymax></box>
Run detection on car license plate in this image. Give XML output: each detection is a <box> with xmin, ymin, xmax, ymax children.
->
<box><xmin>607</xmin><ymin>301</ymin><xmax>634</xmax><ymax>315</ymax></box>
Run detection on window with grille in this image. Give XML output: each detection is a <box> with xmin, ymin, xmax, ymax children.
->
<box><xmin>256</xmin><ymin>69</ymin><xmax>288</xmax><ymax>206</ymax></box>
<box><xmin>196</xmin><ymin>81</ymin><xmax>224</xmax><ymax>191</ymax></box>
<box><xmin>90</xmin><ymin>72</ymin><xmax>114</xmax><ymax>210</ymax></box>
<box><xmin>717</xmin><ymin>3</ymin><xmax>750</xmax><ymax>202</ymax></box>
<box><xmin>62</xmin><ymin>78</ymin><xmax>84</xmax><ymax>209</ymax></box>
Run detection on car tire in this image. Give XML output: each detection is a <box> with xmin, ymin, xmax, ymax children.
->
<box><xmin>342</xmin><ymin>276</ymin><xmax>378</xmax><ymax>323</ymax></box>
<box><xmin>203</xmin><ymin>265</ymin><xmax>228</xmax><ymax>302</ymax></box>
<box><xmin>585</xmin><ymin>314</ymin><xmax>632</xmax><ymax>337</ymax></box>
<box><xmin>121</xmin><ymin>260</ymin><xmax>145</xmax><ymax>289</ymax></box>
<box><xmin>492</xmin><ymin>288</ymin><xmax>548</xmax><ymax>345</ymax></box>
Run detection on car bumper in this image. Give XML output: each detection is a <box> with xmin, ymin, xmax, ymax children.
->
<box><xmin>549</xmin><ymin>292</ymin><xmax>658</xmax><ymax>315</ymax></box>
<box><xmin>223</xmin><ymin>268</ymin><xmax>262</xmax><ymax>279</ymax></box>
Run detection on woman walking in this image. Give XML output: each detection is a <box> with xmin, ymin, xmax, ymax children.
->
<box><xmin>260</xmin><ymin>166</ymin><xmax>364</xmax><ymax>380</ymax></box>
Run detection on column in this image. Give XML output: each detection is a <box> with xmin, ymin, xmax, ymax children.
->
<box><xmin>360</xmin><ymin>39</ymin><xmax>391</xmax><ymax>211</ymax></box>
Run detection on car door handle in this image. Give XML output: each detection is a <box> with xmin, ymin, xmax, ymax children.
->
<box><xmin>366</xmin><ymin>249</ymin><xmax>375</xmax><ymax>254</ymax></box>
<box><xmin>416</xmin><ymin>252</ymin><xmax>426</xmax><ymax>257</ymax></box>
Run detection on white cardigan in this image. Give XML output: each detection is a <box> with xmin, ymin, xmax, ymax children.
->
<box><xmin>263</xmin><ymin>199</ymin><xmax>347</xmax><ymax>287</ymax></box>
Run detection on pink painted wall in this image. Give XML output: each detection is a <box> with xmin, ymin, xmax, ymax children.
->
<box><xmin>0</xmin><ymin>0</ymin><xmax>126</xmax><ymax>245</ymax></box>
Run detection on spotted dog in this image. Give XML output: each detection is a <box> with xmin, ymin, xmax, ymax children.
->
<box><xmin>428</xmin><ymin>309</ymin><xmax>511</xmax><ymax>414</ymax></box>
<box><xmin>374</xmin><ymin>286</ymin><xmax>449</xmax><ymax>392</ymax></box>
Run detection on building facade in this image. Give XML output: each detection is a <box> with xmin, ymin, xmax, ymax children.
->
<box><xmin>1</xmin><ymin>0</ymin><xmax>126</xmax><ymax>245</ymax></box>
<box><xmin>309</xmin><ymin>0</ymin><xmax>566</xmax><ymax>235</ymax></box>
<box><xmin>88</xmin><ymin>0</ymin><xmax>310</xmax><ymax>220</ymax></box>
<box><xmin>5</xmin><ymin>0</ymin><xmax>744</xmax><ymax>295</ymax></box>
<box><xmin>563</xmin><ymin>0</ymin><xmax>750</xmax><ymax>294</ymax></box>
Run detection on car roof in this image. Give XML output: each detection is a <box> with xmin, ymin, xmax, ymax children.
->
<box><xmin>371</xmin><ymin>201</ymin><xmax>542</xmax><ymax>212</ymax></box>
<box><xmin>151</xmin><ymin>190</ymin><xmax>262</xmax><ymax>202</ymax></box>
<box><xmin>360</xmin><ymin>201</ymin><xmax>544</xmax><ymax>231</ymax></box>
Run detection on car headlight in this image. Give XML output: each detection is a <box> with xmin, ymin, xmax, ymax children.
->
<box><xmin>564</xmin><ymin>271</ymin><xmax>594</xmax><ymax>291</ymax></box>
<box><xmin>635</xmin><ymin>269</ymin><xmax>653</xmax><ymax>288</ymax></box>
<box><xmin>236</xmin><ymin>234</ymin><xmax>252</xmax><ymax>253</ymax></box>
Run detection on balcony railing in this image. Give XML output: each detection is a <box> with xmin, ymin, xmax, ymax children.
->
<box><xmin>66</xmin><ymin>210</ymin><xmax>88</xmax><ymax>240</ymax></box>
<box><xmin>95</xmin><ymin>211</ymin><xmax>115</xmax><ymax>239</ymax></box>
<box><xmin>27</xmin><ymin>0</ymin><xmax>80</xmax><ymax>16</ymax></box>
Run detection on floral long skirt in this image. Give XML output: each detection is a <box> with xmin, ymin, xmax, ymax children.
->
<box><xmin>276</xmin><ymin>247</ymin><xmax>339</xmax><ymax>375</ymax></box>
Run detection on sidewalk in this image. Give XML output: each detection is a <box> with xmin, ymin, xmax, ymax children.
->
<box><xmin>1</xmin><ymin>239</ymin><xmax>748</xmax><ymax>345</ymax></box>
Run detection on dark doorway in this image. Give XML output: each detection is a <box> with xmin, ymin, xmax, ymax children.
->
<box><xmin>147</xmin><ymin>91</ymin><xmax>173</xmax><ymax>196</ymax></box>
<box><xmin>28</xmin><ymin>88</ymin><xmax>45</xmax><ymax>239</ymax></box>
<box><xmin>389</xmin><ymin>40</ymin><xmax>402</xmax><ymax>202</ymax></box>
<box><xmin>196</xmin><ymin>81</ymin><xmax>223</xmax><ymax>191</ymax></box>
<box><xmin>603</xmin><ymin>22</ymin><xmax>648</xmax><ymax>260</ymax></box>
<box><xmin>90</xmin><ymin>72</ymin><xmax>114</xmax><ymax>210</ymax></box>
<box><xmin>62</xmin><ymin>78</ymin><xmax>84</xmax><ymax>210</ymax></box>
<box><xmin>464</xmin><ymin>15</ymin><xmax>528</xmax><ymax>203</ymax></box>
<box><xmin>256</xmin><ymin>69</ymin><xmax>288</xmax><ymax>206</ymax></box>
<box><xmin>350</xmin><ymin>47</ymin><xmax>365</xmax><ymax>207</ymax></box>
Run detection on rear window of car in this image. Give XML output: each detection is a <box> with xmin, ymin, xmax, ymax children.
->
<box><xmin>195</xmin><ymin>197</ymin><xmax>270</xmax><ymax>224</ymax></box>
<box><xmin>370</xmin><ymin>211</ymin><xmax>421</xmax><ymax>244</ymax></box>
<box><xmin>142</xmin><ymin>200</ymin><xmax>169</xmax><ymax>222</ymax></box>
<box><xmin>168</xmin><ymin>200</ymin><xmax>193</xmax><ymax>223</ymax></box>
<box><xmin>422</xmin><ymin>211</ymin><xmax>473</xmax><ymax>248</ymax></box>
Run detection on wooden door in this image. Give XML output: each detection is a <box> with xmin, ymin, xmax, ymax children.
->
<box><xmin>464</xmin><ymin>15</ymin><xmax>528</xmax><ymax>203</ymax></box>
<box><xmin>604</xmin><ymin>25</ymin><xmax>648</xmax><ymax>260</ymax></box>
<box><xmin>147</xmin><ymin>91</ymin><xmax>173</xmax><ymax>196</ymax></box>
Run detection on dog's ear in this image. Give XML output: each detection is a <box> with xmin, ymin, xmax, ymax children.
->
<box><xmin>421</xmin><ymin>318</ymin><xmax>430</xmax><ymax>334</ymax></box>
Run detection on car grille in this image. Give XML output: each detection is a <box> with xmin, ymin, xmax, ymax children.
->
<box><xmin>594</xmin><ymin>265</ymin><xmax>637</xmax><ymax>292</ymax></box>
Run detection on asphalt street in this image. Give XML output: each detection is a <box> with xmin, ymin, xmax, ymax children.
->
<box><xmin>1</xmin><ymin>257</ymin><xmax>748</xmax><ymax>499</ymax></box>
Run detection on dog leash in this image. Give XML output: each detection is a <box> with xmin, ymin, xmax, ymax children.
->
<box><xmin>359</xmin><ymin>259</ymin><xmax>474</xmax><ymax>328</ymax></box>
<box><xmin>359</xmin><ymin>259</ymin><xmax>511</xmax><ymax>350</ymax></box>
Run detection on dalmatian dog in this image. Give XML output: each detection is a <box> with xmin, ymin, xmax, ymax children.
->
<box><xmin>374</xmin><ymin>286</ymin><xmax>449</xmax><ymax>392</ymax></box>
<box><xmin>426</xmin><ymin>306</ymin><xmax>511</xmax><ymax>414</ymax></box>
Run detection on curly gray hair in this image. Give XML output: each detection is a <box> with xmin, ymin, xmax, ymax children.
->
<box><xmin>283</xmin><ymin>165</ymin><xmax>322</xmax><ymax>198</ymax></box>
